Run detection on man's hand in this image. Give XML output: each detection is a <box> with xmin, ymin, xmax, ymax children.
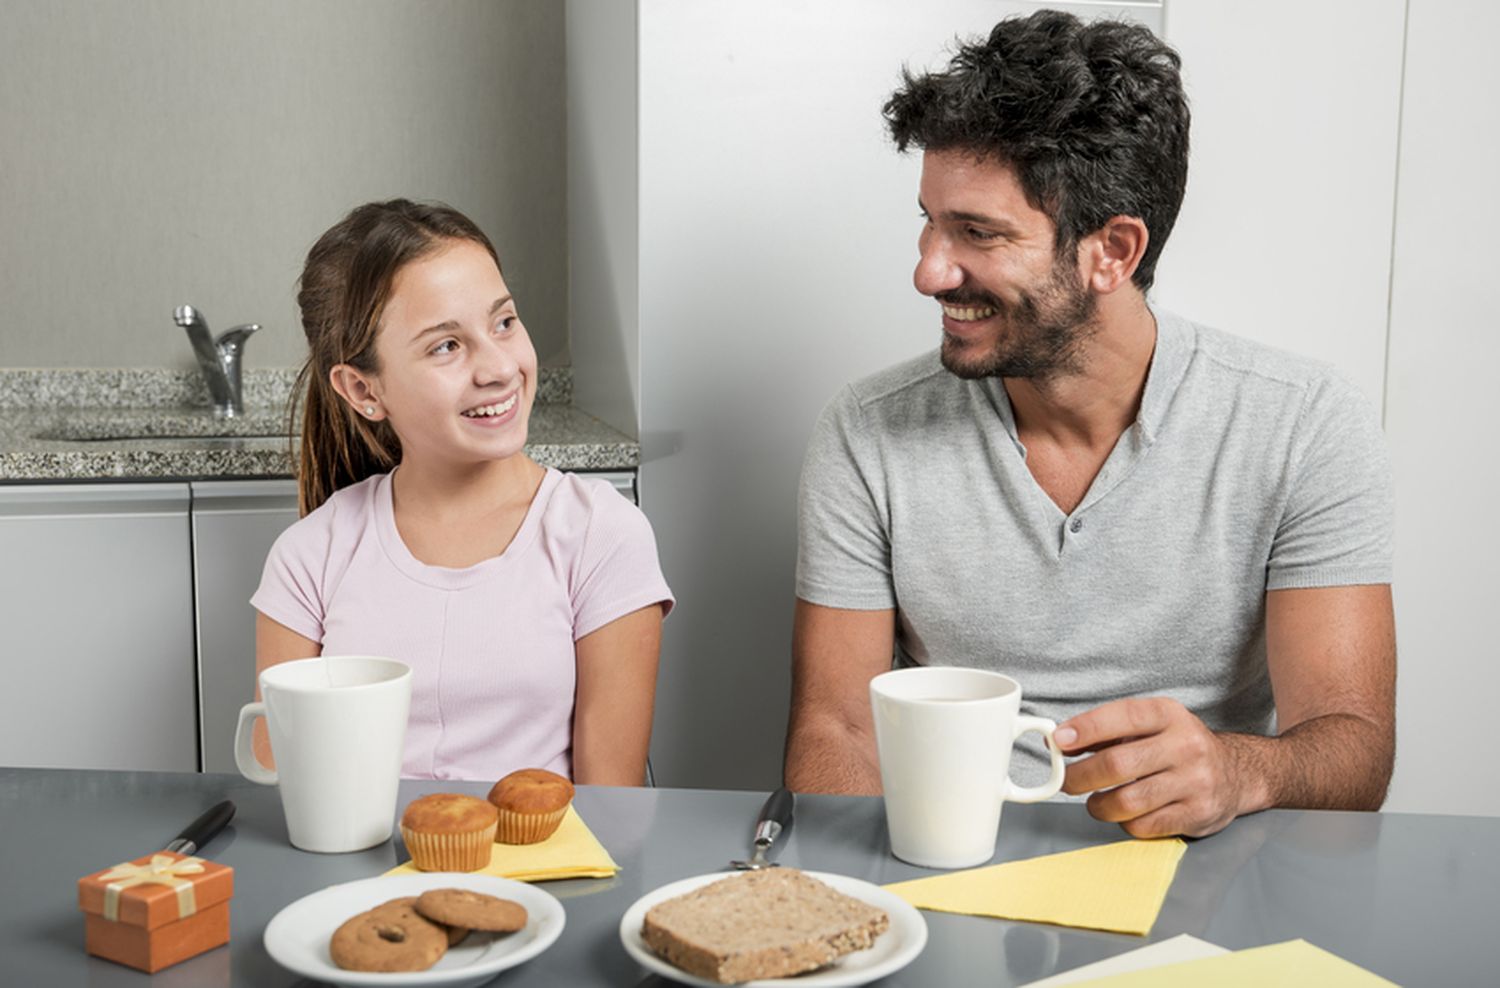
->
<box><xmin>1059</xmin><ymin>586</ymin><xmax>1396</xmax><ymax>837</ymax></box>
<box><xmin>1057</xmin><ymin>697</ymin><xmax>1265</xmax><ymax>839</ymax></box>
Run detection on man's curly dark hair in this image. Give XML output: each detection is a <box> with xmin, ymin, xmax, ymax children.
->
<box><xmin>884</xmin><ymin>10</ymin><xmax>1189</xmax><ymax>292</ymax></box>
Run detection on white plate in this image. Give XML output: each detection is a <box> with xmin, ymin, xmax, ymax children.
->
<box><xmin>264</xmin><ymin>872</ymin><xmax>565</xmax><ymax>988</ymax></box>
<box><xmin>620</xmin><ymin>870</ymin><xmax>927</xmax><ymax>987</ymax></box>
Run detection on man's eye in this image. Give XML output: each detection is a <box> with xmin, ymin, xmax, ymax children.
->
<box><xmin>968</xmin><ymin>227</ymin><xmax>1001</xmax><ymax>242</ymax></box>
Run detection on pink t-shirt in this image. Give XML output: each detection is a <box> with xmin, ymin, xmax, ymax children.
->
<box><xmin>251</xmin><ymin>468</ymin><xmax>674</xmax><ymax>781</ymax></box>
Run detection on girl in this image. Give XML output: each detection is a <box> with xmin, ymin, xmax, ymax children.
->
<box><xmin>251</xmin><ymin>199</ymin><xmax>673</xmax><ymax>785</ymax></box>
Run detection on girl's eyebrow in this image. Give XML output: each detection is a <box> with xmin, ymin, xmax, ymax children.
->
<box><xmin>412</xmin><ymin>295</ymin><xmax>514</xmax><ymax>342</ymax></box>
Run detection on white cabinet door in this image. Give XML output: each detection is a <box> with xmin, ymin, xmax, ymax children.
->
<box><xmin>0</xmin><ymin>483</ymin><xmax>197</xmax><ymax>771</ymax></box>
<box><xmin>190</xmin><ymin>480</ymin><xmax>300</xmax><ymax>773</ymax></box>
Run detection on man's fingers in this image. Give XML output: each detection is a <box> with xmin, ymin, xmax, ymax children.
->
<box><xmin>1061</xmin><ymin>737</ymin><xmax>1125</xmax><ymax>757</ymax></box>
<box><xmin>1063</xmin><ymin>737</ymin><xmax>1168</xmax><ymax>796</ymax></box>
<box><xmin>1057</xmin><ymin>697</ymin><xmax>1181</xmax><ymax>753</ymax></box>
<box><xmin>1082</xmin><ymin>771</ymin><xmax>1175</xmax><ymax>823</ymax></box>
<box><xmin>1118</xmin><ymin>802</ymin><xmax>1193</xmax><ymax>840</ymax></box>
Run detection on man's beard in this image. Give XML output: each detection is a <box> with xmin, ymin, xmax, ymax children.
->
<box><xmin>937</xmin><ymin>258</ymin><xmax>1098</xmax><ymax>382</ymax></box>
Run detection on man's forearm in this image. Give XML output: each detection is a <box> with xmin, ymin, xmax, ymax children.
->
<box><xmin>784</xmin><ymin>718</ymin><xmax>883</xmax><ymax>796</ymax></box>
<box><xmin>1222</xmin><ymin>712</ymin><xmax>1394</xmax><ymax>816</ymax></box>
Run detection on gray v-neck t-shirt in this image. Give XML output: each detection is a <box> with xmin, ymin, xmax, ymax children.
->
<box><xmin>795</xmin><ymin>309</ymin><xmax>1393</xmax><ymax>781</ymax></box>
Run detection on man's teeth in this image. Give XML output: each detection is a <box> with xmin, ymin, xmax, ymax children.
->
<box><xmin>462</xmin><ymin>394</ymin><xmax>518</xmax><ymax>417</ymax></box>
<box><xmin>941</xmin><ymin>303</ymin><xmax>997</xmax><ymax>321</ymax></box>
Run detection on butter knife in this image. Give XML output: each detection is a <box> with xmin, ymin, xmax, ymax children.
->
<box><xmin>164</xmin><ymin>800</ymin><xmax>236</xmax><ymax>856</ymax></box>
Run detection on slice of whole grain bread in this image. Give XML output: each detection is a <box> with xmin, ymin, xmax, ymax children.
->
<box><xmin>641</xmin><ymin>868</ymin><xmax>890</xmax><ymax>984</ymax></box>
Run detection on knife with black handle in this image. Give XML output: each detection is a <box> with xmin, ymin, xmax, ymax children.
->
<box><xmin>732</xmin><ymin>787</ymin><xmax>795</xmax><ymax>870</ymax></box>
<box><xmin>164</xmin><ymin>799</ymin><xmax>236</xmax><ymax>856</ymax></box>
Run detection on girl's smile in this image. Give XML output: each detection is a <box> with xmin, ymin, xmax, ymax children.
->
<box><xmin>351</xmin><ymin>238</ymin><xmax>539</xmax><ymax>469</ymax></box>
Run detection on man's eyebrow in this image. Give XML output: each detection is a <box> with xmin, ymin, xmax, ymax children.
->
<box><xmin>918</xmin><ymin>197</ymin><xmax>1022</xmax><ymax>235</ymax></box>
<box><xmin>411</xmin><ymin>295</ymin><xmax>514</xmax><ymax>342</ymax></box>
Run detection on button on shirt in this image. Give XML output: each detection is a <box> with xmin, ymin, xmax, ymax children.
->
<box><xmin>795</xmin><ymin>310</ymin><xmax>1393</xmax><ymax>781</ymax></box>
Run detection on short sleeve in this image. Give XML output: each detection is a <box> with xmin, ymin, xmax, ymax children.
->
<box><xmin>250</xmin><ymin>508</ymin><xmax>333</xmax><ymax>642</ymax></box>
<box><xmin>570</xmin><ymin>485</ymin><xmax>674</xmax><ymax>641</ymax></box>
<box><xmin>1267</xmin><ymin>375</ymin><xmax>1394</xmax><ymax>590</ymax></box>
<box><xmin>795</xmin><ymin>386</ymin><xmax>897</xmax><ymax>609</ymax></box>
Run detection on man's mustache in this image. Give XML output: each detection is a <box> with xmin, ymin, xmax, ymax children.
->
<box><xmin>935</xmin><ymin>288</ymin><xmax>1003</xmax><ymax>309</ymax></box>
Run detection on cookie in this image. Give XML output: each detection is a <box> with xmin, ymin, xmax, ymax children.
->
<box><xmin>330</xmin><ymin>897</ymin><xmax>449</xmax><ymax>972</ymax></box>
<box><xmin>414</xmin><ymin>888</ymin><xmax>529</xmax><ymax>933</ymax></box>
<box><xmin>376</xmin><ymin>896</ymin><xmax>467</xmax><ymax>945</ymax></box>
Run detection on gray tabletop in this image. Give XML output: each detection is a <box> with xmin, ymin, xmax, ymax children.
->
<box><xmin>3</xmin><ymin>768</ymin><xmax>1496</xmax><ymax>987</ymax></box>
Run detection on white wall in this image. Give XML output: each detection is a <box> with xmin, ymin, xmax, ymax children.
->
<box><xmin>1155</xmin><ymin>1</ymin><xmax>1404</xmax><ymax>405</ymax></box>
<box><xmin>1160</xmin><ymin>0</ymin><xmax>1500</xmax><ymax>817</ymax></box>
<box><xmin>1382</xmin><ymin>0</ymin><xmax>1500</xmax><ymax>817</ymax></box>
<box><xmin>573</xmin><ymin>0</ymin><xmax>1495</xmax><ymax>813</ymax></box>
<box><xmin>630</xmin><ymin>0</ymin><xmax>1159</xmax><ymax>790</ymax></box>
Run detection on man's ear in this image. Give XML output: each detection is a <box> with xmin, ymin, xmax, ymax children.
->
<box><xmin>329</xmin><ymin>365</ymin><xmax>385</xmax><ymax>422</ymax></box>
<box><xmin>1080</xmin><ymin>215</ymin><xmax>1150</xmax><ymax>294</ymax></box>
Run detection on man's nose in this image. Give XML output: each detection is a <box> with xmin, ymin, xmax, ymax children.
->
<box><xmin>913</xmin><ymin>231</ymin><xmax>963</xmax><ymax>297</ymax></box>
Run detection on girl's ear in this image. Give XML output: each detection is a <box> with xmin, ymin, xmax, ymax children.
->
<box><xmin>329</xmin><ymin>365</ymin><xmax>384</xmax><ymax>421</ymax></box>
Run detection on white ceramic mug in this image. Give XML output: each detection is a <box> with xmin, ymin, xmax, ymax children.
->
<box><xmin>870</xmin><ymin>667</ymin><xmax>1065</xmax><ymax>869</ymax></box>
<box><xmin>233</xmin><ymin>655</ymin><xmax>412</xmax><ymax>853</ymax></box>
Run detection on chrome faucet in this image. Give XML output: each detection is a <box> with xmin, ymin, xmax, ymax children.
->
<box><xmin>174</xmin><ymin>304</ymin><xmax>259</xmax><ymax>418</ymax></box>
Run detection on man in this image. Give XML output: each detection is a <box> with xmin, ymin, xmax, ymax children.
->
<box><xmin>783</xmin><ymin>10</ymin><xmax>1395</xmax><ymax>839</ymax></box>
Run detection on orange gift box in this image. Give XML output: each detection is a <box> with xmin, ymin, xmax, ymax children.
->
<box><xmin>77</xmin><ymin>850</ymin><xmax>234</xmax><ymax>973</ymax></box>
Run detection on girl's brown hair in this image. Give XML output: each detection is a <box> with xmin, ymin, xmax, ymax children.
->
<box><xmin>292</xmin><ymin>199</ymin><xmax>501</xmax><ymax>515</ymax></box>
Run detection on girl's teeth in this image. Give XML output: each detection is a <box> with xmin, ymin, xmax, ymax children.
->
<box><xmin>464</xmin><ymin>394</ymin><xmax>519</xmax><ymax>417</ymax></box>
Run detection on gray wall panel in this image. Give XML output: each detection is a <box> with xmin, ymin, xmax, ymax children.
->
<box><xmin>0</xmin><ymin>0</ymin><xmax>568</xmax><ymax>369</ymax></box>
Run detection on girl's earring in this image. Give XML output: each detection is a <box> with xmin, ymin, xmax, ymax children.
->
<box><xmin>365</xmin><ymin>406</ymin><xmax>376</xmax><ymax>417</ymax></box>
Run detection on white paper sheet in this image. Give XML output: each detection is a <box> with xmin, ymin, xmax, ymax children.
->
<box><xmin>1020</xmin><ymin>934</ymin><xmax>1230</xmax><ymax>987</ymax></box>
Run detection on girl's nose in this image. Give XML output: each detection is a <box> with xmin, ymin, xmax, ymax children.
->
<box><xmin>474</xmin><ymin>336</ymin><xmax>520</xmax><ymax>385</ymax></box>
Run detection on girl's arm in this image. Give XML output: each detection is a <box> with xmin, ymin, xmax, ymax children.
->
<box><xmin>572</xmin><ymin>604</ymin><xmax>664</xmax><ymax>786</ymax></box>
<box><xmin>252</xmin><ymin>611</ymin><xmax>322</xmax><ymax>767</ymax></box>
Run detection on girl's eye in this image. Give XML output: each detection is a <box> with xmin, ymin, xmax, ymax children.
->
<box><xmin>431</xmin><ymin>339</ymin><xmax>459</xmax><ymax>355</ymax></box>
<box><xmin>498</xmin><ymin>315</ymin><xmax>517</xmax><ymax>332</ymax></box>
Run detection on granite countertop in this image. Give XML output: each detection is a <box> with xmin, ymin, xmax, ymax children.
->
<box><xmin>0</xmin><ymin>367</ymin><xmax>638</xmax><ymax>482</ymax></box>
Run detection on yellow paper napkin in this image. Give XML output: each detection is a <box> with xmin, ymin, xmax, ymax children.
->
<box><xmin>386</xmin><ymin>806</ymin><xmax>619</xmax><ymax>882</ymax></box>
<box><xmin>883</xmin><ymin>838</ymin><xmax>1187</xmax><ymax>935</ymax></box>
<box><xmin>1064</xmin><ymin>939</ymin><xmax>1398</xmax><ymax>987</ymax></box>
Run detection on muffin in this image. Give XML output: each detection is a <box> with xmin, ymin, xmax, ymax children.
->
<box><xmin>486</xmin><ymin>768</ymin><xmax>575</xmax><ymax>844</ymax></box>
<box><xmin>400</xmin><ymin>793</ymin><xmax>499</xmax><ymax>871</ymax></box>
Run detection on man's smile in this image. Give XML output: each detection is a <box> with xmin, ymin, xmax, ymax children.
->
<box><xmin>941</xmin><ymin>303</ymin><xmax>998</xmax><ymax>321</ymax></box>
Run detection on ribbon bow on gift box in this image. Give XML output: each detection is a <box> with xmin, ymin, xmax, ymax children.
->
<box><xmin>98</xmin><ymin>854</ymin><xmax>204</xmax><ymax>922</ymax></box>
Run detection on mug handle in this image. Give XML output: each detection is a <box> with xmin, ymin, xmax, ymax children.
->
<box><xmin>1005</xmin><ymin>715</ymin><xmax>1066</xmax><ymax>803</ymax></box>
<box><xmin>234</xmin><ymin>702</ymin><xmax>278</xmax><ymax>785</ymax></box>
